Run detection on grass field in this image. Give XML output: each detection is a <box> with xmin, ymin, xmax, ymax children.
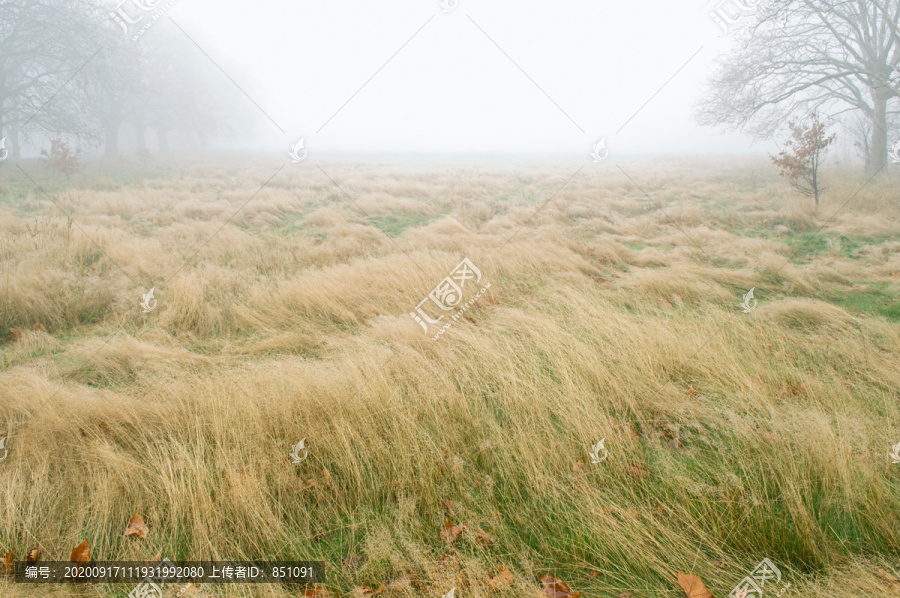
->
<box><xmin>1</xmin><ymin>156</ymin><xmax>899</xmax><ymax>597</ymax></box>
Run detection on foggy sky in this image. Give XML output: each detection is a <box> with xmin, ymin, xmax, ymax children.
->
<box><xmin>148</xmin><ymin>0</ymin><xmax>777</xmax><ymax>158</ymax></box>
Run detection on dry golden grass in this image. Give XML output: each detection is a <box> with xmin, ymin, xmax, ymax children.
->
<box><xmin>0</xmin><ymin>156</ymin><xmax>899</xmax><ymax>597</ymax></box>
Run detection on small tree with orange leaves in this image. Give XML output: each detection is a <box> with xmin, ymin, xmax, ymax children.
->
<box><xmin>770</xmin><ymin>112</ymin><xmax>836</xmax><ymax>210</ymax></box>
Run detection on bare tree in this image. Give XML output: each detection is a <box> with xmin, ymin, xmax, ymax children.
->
<box><xmin>0</xmin><ymin>0</ymin><xmax>96</xmax><ymax>158</ymax></box>
<box><xmin>696</xmin><ymin>0</ymin><xmax>900</xmax><ymax>175</ymax></box>
<box><xmin>845</xmin><ymin>112</ymin><xmax>873</xmax><ymax>168</ymax></box>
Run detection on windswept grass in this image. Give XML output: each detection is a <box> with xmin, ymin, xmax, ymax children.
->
<box><xmin>0</xmin><ymin>157</ymin><xmax>899</xmax><ymax>597</ymax></box>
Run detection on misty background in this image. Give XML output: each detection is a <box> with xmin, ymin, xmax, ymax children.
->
<box><xmin>0</xmin><ymin>0</ymin><xmax>895</xmax><ymax>162</ymax></box>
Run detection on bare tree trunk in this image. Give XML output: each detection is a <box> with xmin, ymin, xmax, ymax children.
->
<box><xmin>870</xmin><ymin>87</ymin><xmax>889</xmax><ymax>174</ymax></box>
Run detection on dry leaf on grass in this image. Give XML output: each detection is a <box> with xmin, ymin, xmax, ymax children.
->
<box><xmin>70</xmin><ymin>540</ymin><xmax>90</xmax><ymax>564</ymax></box>
<box><xmin>352</xmin><ymin>587</ymin><xmax>382</xmax><ymax>598</ymax></box>
<box><xmin>26</xmin><ymin>546</ymin><xmax>42</xmax><ymax>564</ymax></box>
<box><xmin>33</xmin><ymin>323</ymin><xmax>45</xmax><ymax>332</ymax></box>
<box><xmin>320</xmin><ymin>467</ymin><xmax>333</xmax><ymax>486</ymax></box>
<box><xmin>488</xmin><ymin>566</ymin><xmax>514</xmax><ymax>590</ymax></box>
<box><xmin>302</xmin><ymin>584</ymin><xmax>332</xmax><ymax>597</ymax></box>
<box><xmin>440</xmin><ymin>518</ymin><xmax>466</xmax><ymax>544</ymax></box>
<box><xmin>687</xmin><ymin>385</ymin><xmax>698</xmax><ymax>398</ymax></box>
<box><xmin>124</xmin><ymin>514</ymin><xmax>149</xmax><ymax>539</ymax></box>
<box><xmin>297</xmin><ymin>478</ymin><xmax>315</xmax><ymax>491</ymax></box>
<box><xmin>3</xmin><ymin>549</ymin><xmax>13</xmax><ymax>575</ymax></box>
<box><xmin>572</xmin><ymin>457</ymin><xmax>588</xmax><ymax>472</ymax></box>
<box><xmin>8</xmin><ymin>327</ymin><xmax>24</xmax><ymax>342</ymax></box>
<box><xmin>441</xmin><ymin>498</ymin><xmax>455</xmax><ymax>516</ymax></box>
<box><xmin>475</xmin><ymin>528</ymin><xmax>494</xmax><ymax>547</ymax></box>
<box><xmin>677</xmin><ymin>573</ymin><xmax>714</xmax><ymax>598</ymax></box>
<box><xmin>712</xmin><ymin>561</ymin><xmax>727</xmax><ymax>570</ymax></box>
<box><xmin>668</xmin><ymin>438</ymin><xmax>685</xmax><ymax>452</ymax></box>
<box><xmin>539</xmin><ymin>574</ymin><xmax>582</xmax><ymax>598</ymax></box>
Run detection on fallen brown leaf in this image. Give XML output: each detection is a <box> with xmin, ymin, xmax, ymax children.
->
<box><xmin>441</xmin><ymin>498</ymin><xmax>455</xmax><ymax>516</ymax></box>
<box><xmin>33</xmin><ymin>323</ymin><xmax>46</xmax><ymax>332</ymax></box>
<box><xmin>572</xmin><ymin>456</ymin><xmax>588</xmax><ymax>472</ymax></box>
<box><xmin>352</xmin><ymin>587</ymin><xmax>380</xmax><ymax>598</ymax></box>
<box><xmin>124</xmin><ymin>514</ymin><xmax>149</xmax><ymax>539</ymax></box>
<box><xmin>712</xmin><ymin>560</ymin><xmax>726</xmax><ymax>570</ymax></box>
<box><xmin>8</xmin><ymin>327</ymin><xmax>24</xmax><ymax>342</ymax></box>
<box><xmin>440</xmin><ymin>518</ymin><xmax>465</xmax><ymax>544</ymax></box>
<box><xmin>321</xmin><ymin>467</ymin><xmax>333</xmax><ymax>486</ymax></box>
<box><xmin>70</xmin><ymin>540</ymin><xmax>90</xmax><ymax>564</ymax></box>
<box><xmin>687</xmin><ymin>385</ymin><xmax>698</xmax><ymax>398</ymax></box>
<box><xmin>297</xmin><ymin>478</ymin><xmax>316</xmax><ymax>491</ymax></box>
<box><xmin>2</xmin><ymin>548</ymin><xmax>13</xmax><ymax>575</ymax></box>
<box><xmin>26</xmin><ymin>546</ymin><xmax>42</xmax><ymax>564</ymax></box>
<box><xmin>539</xmin><ymin>574</ymin><xmax>581</xmax><ymax>598</ymax></box>
<box><xmin>475</xmin><ymin>528</ymin><xmax>494</xmax><ymax>547</ymax></box>
<box><xmin>677</xmin><ymin>572</ymin><xmax>714</xmax><ymax>598</ymax></box>
<box><xmin>489</xmin><ymin>566</ymin><xmax>515</xmax><ymax>590</ymax></box>
<box><xmin>302</xmin><ymin>584</ymin><xmax>331</xmax><ymax>597</ymax></box>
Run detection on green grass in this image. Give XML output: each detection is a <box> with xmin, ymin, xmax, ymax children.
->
<box><xmin>367</xmin><ymin>213</ymin><xmax>436</xmax><ymax>237</ymax></box>
<box><xmin>830</xmin><ymin>282</ymin><xmax>900</xmax><ymax>322</ymax></box>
